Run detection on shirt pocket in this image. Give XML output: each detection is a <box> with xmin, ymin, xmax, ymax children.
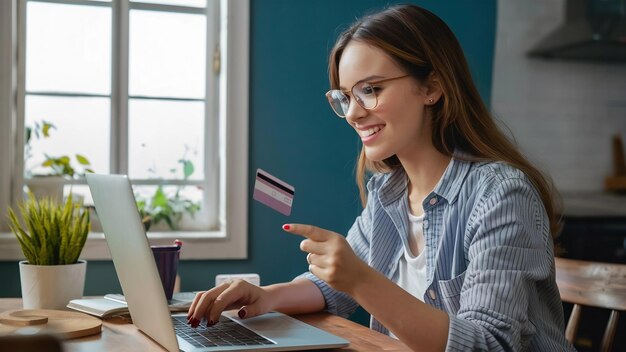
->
<box><xmin>437</xmin><ymin>271</ymin><xmax>466</xmax><ymax>314</ymax></box>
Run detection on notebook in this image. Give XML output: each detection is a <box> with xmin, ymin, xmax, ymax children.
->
<box><xmin>86</xmin><ymin>173</ymin><xmax>349</xmax><ymax>352</ymax></box>
<box><xmin>67</xmin><ymin>292</ymin><xmax>194</xmax><ymax>318</ymax></box>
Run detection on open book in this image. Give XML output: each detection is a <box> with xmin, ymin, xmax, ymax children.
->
<box><xmin>67</xmin><ymin>292</ymin><xmax>197</xmax><ymax>318</ymax></box>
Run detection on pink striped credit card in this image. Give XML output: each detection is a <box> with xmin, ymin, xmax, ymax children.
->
<box><xmin>252</xmin><ymin>169</ymin><xmax>295</xmax><ymax>216</ymax></box>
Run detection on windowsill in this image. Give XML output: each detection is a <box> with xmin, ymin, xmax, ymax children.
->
<box><xmin>0</xmin><ymin>231</ymin><xmax>242</xmax><ymax>261</ymax></box>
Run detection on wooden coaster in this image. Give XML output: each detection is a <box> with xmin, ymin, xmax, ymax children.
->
<box><xmin>0</xmin><ymin>309</ymin><xmax>101</xmax><ymax>339</ymax></box>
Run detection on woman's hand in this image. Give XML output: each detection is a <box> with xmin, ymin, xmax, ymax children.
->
<box><xmin>186</xmin><ymin>280</ymin><xmax>273</xmax><ymax>328</ymax></box>
<box><xmin>283</xmin><ymin>223</ymin><xmax>370</xmax><ymax>294</ymax></box>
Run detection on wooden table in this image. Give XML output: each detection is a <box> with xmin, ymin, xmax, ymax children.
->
<box><xmin>0</xmin><ymin>298</ymin><xmax>410</xmax><ymax>351</ymax></box>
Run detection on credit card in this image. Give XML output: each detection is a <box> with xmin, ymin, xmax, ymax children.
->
<box><xmin>253</xmin><ymin>169</ymin><xmax>294</xmax><ymax>216</ymax></box>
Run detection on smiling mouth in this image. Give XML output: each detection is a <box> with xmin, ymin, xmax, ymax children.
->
<box><xmin>358</xmin><ymin>125</ymin><xmax>384</xmax><ymax>138</ymax></box>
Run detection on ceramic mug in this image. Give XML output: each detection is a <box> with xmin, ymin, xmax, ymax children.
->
<box><xmin>150</xmin><ymin>240</ymin><xmax>181</xmax><ymax>301</ymax></box>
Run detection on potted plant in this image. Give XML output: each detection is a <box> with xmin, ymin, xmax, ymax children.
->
<box><xmin>7</xmin><ymin>193</ymin><xmax>90</xmax><ymax>309</ymax></box>
<box><xmin>24</xmin><ymin>120</ymin><xmax>93</xmax><ymax>202</ymax></box>
<box><xmin>136</xmin><ymin>157</ymin><xmax>201</xmax><ymax>231</ymax></box>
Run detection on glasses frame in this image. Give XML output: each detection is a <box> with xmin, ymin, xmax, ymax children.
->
<box><xmin>325</xmin><ymin>74</ymin><xmax>410</xmax><ymax>118</ymax></box>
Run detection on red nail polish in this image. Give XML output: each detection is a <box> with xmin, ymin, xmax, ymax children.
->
<box><xmin>282</xmin><ymin>224</ymin><xmax>290</xmax><ymax>230</ymax></box>
<box><xmin>207</xmin><ymin>320</ymin><xmax>214</xmax><ymax>327</ymax></box>
<box><xmin>238</xmin><ymin>308</ymin><xmax>247</xmax><ymax>319</ymax></box>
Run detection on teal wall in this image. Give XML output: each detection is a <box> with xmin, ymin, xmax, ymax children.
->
<box><xmin>0</xmin><ymin>0</ymin><xmax>496</xmax><ymax>326</ymax></box>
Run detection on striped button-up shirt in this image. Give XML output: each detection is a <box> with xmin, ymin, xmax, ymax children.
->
<box><xmin>299</xmin><ymin>156</ymin><xmax>575</xmax><ymax>351</ymax></box>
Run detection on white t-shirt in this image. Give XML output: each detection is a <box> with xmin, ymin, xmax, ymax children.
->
<box><xmin>390</xmin><ymin>209</ymin><xmax>428</xmax><ymax>339</ymax></box>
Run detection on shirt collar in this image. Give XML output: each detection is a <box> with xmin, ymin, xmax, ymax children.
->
<box><xmin>377</xmin><ymin>150</ymin><xmax>474</xmax><ymax>207</ymax></box>
<box><xmin>431</xmin><ymin>151</ymin><xmax>473</xmax><ymax>205</ymax></box>
<box><xmin>378</xmin><ymin>168</ymin><xmax>408</xmax><ymax>207</ymax></box>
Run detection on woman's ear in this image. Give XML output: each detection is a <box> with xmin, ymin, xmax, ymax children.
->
<box><xmin>424</xmin><ymin>72</ymin><xmax>443</xmax><ymax>106</ymax></box>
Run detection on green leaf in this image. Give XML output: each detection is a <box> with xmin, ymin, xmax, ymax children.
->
<box><xmin>42</xmin><ymin>121</ymin><xmax>55</xmax><ymax>137</ymax></box>
<box><xmin>25</xmin><ymin>127</ymin><xmax>32</xmax><ymax>144</ymax></box>
<box><xmin>151</xmin><ymin>186</ymin><xmax>168</xmax><ymax>208</ymax></box>
<box><xmin>59</xmin><ymin>156</ymin><xmax>70</xmax><ymax>165</ymax></box>
<box><xmin>75</xmin><ymin>154</ymin><xmax>91</xmax><ymax>165</ymax></box>
<box><xmin>182</xmin><ymin>160</ymin><xmax>194</xmax><ymax>179</ymax></box>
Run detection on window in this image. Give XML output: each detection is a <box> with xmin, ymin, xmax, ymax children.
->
<box><xmin>0</xmin><ymin>0</ymin><xmax>249</xmax><ymax>260</ymax></box>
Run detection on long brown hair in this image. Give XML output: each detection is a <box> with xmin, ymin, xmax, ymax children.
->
<box><xmin>328</xmin><ymin>5</ymin><xmax>562</xmax><ymax>237</ymax></box>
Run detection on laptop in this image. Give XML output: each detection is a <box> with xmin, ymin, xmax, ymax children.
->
<box><xmin>86</xmin><ymin>174</ymin><xmax>349</xmax><ymax>352</ymax></box>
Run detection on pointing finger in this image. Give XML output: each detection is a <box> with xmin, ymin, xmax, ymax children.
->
<box><xmin>282</xmin><ymin>223</ymin><xmax>333</xmax><ymax>242</ymax></box>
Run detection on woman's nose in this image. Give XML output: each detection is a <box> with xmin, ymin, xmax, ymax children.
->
<box><xmin>345</xmin><ymin>99</ymin><xmax>367</xmax><ymax>123</ymax></box>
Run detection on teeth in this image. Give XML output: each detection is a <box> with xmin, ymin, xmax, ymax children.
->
<box><xmin>359</xmin><ymin>126</ymin><xmax>383</xmax><ymax>138</ymax></box>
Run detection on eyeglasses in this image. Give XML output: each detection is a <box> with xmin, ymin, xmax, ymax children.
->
<box><xmin>325</xmin><ymin>74</ymin><xmax>410</xmax><ymax>118</ymax></box>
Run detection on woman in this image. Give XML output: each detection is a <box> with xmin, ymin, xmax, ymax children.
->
<box><xmin>187</xmin><ymin>5</ymin><xmax>574</xmax><ymax>351</ymax></box>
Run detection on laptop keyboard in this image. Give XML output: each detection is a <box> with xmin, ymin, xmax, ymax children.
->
<box><xmin>173</xmin><ymin>315</ymin><xmax>274</xmax><ymax>348</ymax></box>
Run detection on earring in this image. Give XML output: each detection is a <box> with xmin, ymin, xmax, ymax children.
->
<box><xmin>428</xmin><ymin>98</ymin><xmax>434</xmax><ymax>104</ymax></box>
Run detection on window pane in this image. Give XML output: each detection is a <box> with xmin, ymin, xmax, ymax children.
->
<box><xmin>128</xmin><ymin>99</ymin><xmax>204</xmax><ymax>180</ymax></box>
<box><xmin>65</xmin><ymin>185</ymin><xmax>93</xmax><ymax>206</ymax></box>
<box><xmin>26</xmin><ymin>2</ymin><xmax>111</xmax><ymax>94</ymax></box>
<box><xmin>24</xmin><ymin>96</ymin><xmax>110</xmax><ymax>177</ymax></box>
<box><xmin>131</xmin><ymin>0</ymin><xmax>206</xmax><ymax>7</ymax></box>
<box><xmin>134</xmin><ymin>185</ymin><xmax>202</xmax><ymax>207</ymax></box>
<box><xmin>129</xmin><ymin>10</ymin><xmax>206</xmax><ymax>99</ymax></box>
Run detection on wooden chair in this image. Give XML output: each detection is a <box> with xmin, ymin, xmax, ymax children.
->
<box><xmin>555</xmin><ymin>257</ymin><xmax>626</xmax><ymax>352</ymax></box>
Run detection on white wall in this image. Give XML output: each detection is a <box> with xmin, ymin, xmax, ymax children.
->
<box><xmin>492</xmin><ymin>0</ymin><xmax>626</xmax><ymax>193</ymax></box>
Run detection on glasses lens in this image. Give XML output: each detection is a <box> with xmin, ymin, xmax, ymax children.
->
<box><xmin>326</xmin><ymin>90</ymin><xmax>349</xmax><ymax>117</ymax></box>
<box><xmin>353</xmin><ymin>82</ymin><xmax>377</xmax><ymax>109</ymax></box>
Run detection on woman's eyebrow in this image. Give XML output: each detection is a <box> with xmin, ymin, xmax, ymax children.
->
<box><xmin>339</xmin><ymin>75</ymin><xmax>385</xmax><ymax>90</ymax></box>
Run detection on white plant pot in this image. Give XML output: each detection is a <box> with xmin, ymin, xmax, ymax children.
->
<box><xmin>19</xmin><ymin>259</ymin><xmax>87</xmax><ymax>309</ymax></box>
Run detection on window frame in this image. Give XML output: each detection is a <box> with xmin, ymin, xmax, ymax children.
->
<box><xmin>0</xmin><ymin>0</ymin><xmax>249</xmax><ymax>260</ymax></box>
